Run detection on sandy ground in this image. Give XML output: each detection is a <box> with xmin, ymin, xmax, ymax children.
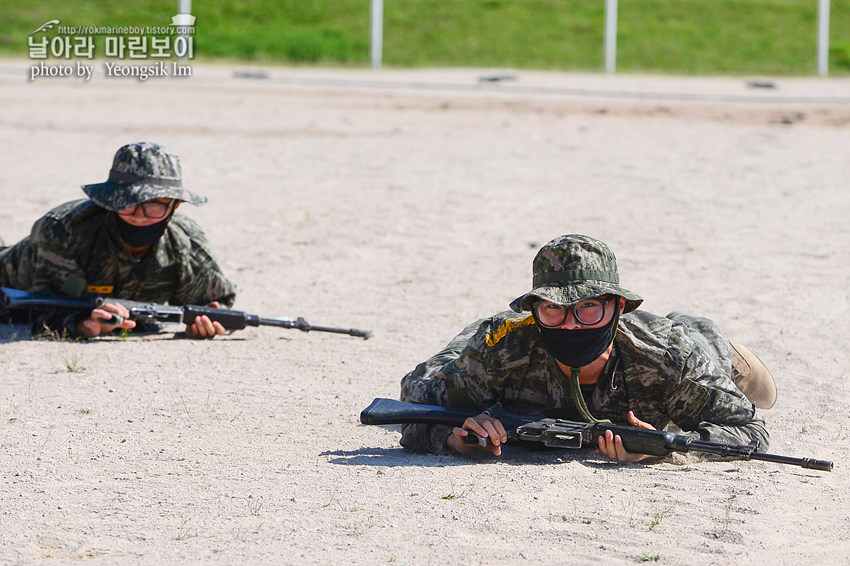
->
<box><xmin>1</xmin><ymin>59</ymin><xmax>849</xmax><ymax>565</ymax></box>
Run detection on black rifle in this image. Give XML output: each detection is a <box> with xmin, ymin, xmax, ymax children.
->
<box><xmin>1</xmin><ymin>287</ymin><xmax>371</xmax><ymax>339</ymax></box>
<box><xmin>360</xmin><ymin>398</ymin><xmax>833</xmax><ymax>471</ymax></box>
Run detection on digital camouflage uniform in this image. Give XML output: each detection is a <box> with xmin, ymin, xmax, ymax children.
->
<box><xmin>0</xmin><ymin>142</ymin><xmax>235</xmax><ymax>337</ymax></box>
<box><xmin>399</xmin><ymin>234</ymin><xmax>769</xmax><ymax>455</ymax></box>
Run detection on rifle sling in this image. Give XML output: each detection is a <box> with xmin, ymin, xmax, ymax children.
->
<box><xmin>569</xmin><ymin>366</ymin><xmax>610</xmax><ymax>425</ymax></box>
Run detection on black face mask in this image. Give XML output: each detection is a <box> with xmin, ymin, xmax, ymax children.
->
<box><xmin>538</xmin><ymin>311</ymin><xmax>619</xmax><ymax>368</ymax></box>
<box><xmin>116</xmin><ymin>213</ymin><xmax>172</xmax><ymax>247</ymax></box>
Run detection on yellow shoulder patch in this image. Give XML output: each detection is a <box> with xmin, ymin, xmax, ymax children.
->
<box><xmin>485</xmin><ymin>313</ymin><xmax>534</xmax><ymax>347</ymax></box>
<box><xmin>86</xmin><ymin>285</ymin><xmax>114</xmax><ymax>295</ymax></box>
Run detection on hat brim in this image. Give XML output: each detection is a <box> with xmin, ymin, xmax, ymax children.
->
<box><xmin>82</xmin><ymin>181</ymin><xmax>207</xmax><ymax>211</ymax></box>
<box><xmin>509</xmin><ymin>282</ymin><xmax>643</xmax><ymax>314</ymax></box>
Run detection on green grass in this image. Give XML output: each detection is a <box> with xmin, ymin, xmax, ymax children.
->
<box><xmin>617</xmin><ymin>0</ymin><xmax>839</xmax><ymax>75</ymax></box>
<box><xmin>1</xmin><ymin>0</ymin><xmax>848</xmax><ymax>75</ymax></box>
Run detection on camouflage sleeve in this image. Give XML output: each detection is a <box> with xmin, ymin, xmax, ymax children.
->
<box><xmin>667</xmin><ymin>343</ymin><xmax>770</xmax><ymax>451</ymax></box>
<box><xmin>28</xmin><ymin>214</ymin><xmax>86</xmax><ymax>295</ymax></box>
<box><xmin>25</xmin><ymin>216</ymin><xmax>90</xmax><ymax>337</ymax></box>
<box><xmin>167</xmin><ymin>216</ymin><xmax>236</xmax><ymax>308</ymax></box>
<box><xmin>0</xmin><ymin>237</ymin><xmax>32</xmax><ymax>290</ymax></box>
<box><xmin>399</xmin><ymin>318</ymin><xmax>501</xmax><ymax>454</ymax></box>
<box><xmin>173</xmin><ymin>244</ymin><xmax>236</xmax><ymax>308</ymax></box>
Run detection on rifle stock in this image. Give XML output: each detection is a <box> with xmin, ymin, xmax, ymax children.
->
<box><xmin>360</xmin><ymin>398</ymin><xmax>833</xmax><ymax>472</ymax></box>
<box><xmin>2</xmin><ymin>287</ymin><xmax>371</xmax><ymax>339</ymax></box>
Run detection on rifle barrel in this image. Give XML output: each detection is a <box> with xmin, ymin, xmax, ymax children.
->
<box><xmin>260</xmin><ymin>317</ymin><xmax>372</xmax><ymax>339</ymax></box>
<box><xmin>686</xmin><ymin>439</ymin><xmax>833</xmax><ymax>471</ymax></box>
<box><xmin>750</xmin><ymin>452</ymin><xmax>833</xmax><ymax>472</ymax></box>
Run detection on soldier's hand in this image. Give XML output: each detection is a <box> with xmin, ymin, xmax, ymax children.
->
<box><xmin>596</xmin><ymin>411</ymin><xmax>655</xmax><ymax>463</ymax></box>
<box><xmin>446</xmin><ymin>414</ymin><xmax>508</xmax><ymax>456</ymax></box>
<box><xmin>77</xmin><ymin>302</ymin><xmax>135</xmax><ymax>338</ymax></box>
<box><xmin>184</xmin><ymin>301</ymin><xmax>226</xmax><ymax>339</ymax></box>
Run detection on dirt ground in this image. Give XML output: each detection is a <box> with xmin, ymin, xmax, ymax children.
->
<box><xmin>1</xmin><ymin>59</ymin><xmax>849</xmax><ymax>565</ymax></box>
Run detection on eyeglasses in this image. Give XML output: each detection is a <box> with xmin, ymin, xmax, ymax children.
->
<box><xmin>116</xmin><ymin>200</ymin><xmax>175</xmax><ymax>219</ymax></box>
<box><xmin>533</xmin><ymin>296</ymin><xmax>617</xmax><ymax>328</ymax></box>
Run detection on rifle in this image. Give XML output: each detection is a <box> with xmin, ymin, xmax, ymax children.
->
<box><xmin>359</xmin><ymin>398</ymin><xmax>833</xmax><ymax>471</ymax></box>
<box><xmin>1</xmin><ymin>287</ymin><xmax>371</xmax><ymax>339</ymax></box>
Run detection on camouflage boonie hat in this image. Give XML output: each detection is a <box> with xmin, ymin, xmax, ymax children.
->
<box><xmin>81</xmin><ymin>142</ymin><xmax>206</xmax><ymax>211</ymax></box>
<box><xmin>509</xmin><ymin>234</ymin><xmax>643</xmax><ymax>314</ymax></box>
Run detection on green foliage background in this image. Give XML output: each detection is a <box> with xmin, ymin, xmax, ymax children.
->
<box><xmin>2</xmin><ymin>0</ymin><xmax>848</xmax><ymax>75</ymax></box>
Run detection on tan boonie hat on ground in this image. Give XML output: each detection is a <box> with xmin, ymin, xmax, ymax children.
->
<box><xmin>82</xmin><ymin>142</ymin><xmax>206</xmax><ymax>211</ymax></box>
<box><xmin>510</xmin><ymin>234</ymin><xmax>643</xmax><ymax>314</ymax></box>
